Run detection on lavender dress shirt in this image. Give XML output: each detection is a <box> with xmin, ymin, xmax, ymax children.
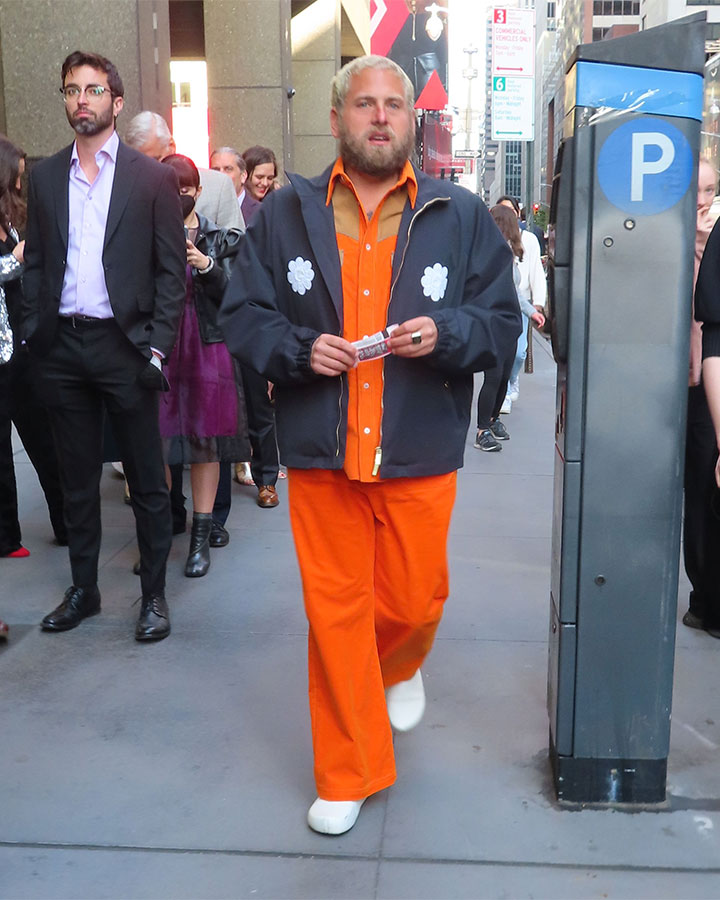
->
<box><xmin>58</xmin><ymin>130</ymin><xmax>119</xmax><ymax>319</ymax></box>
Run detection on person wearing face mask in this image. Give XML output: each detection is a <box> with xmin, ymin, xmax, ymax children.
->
<box><xmin>159</xmin><ymin>154</ymin><xmax>250</xmax><ymax>578</ymax></box>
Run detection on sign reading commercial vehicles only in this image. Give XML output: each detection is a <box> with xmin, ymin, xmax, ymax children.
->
<box><xmin>491</xmin><ymin>8</ymin><xmax>535</xmax><ymax>142</ymax></box>
<box><xmin>492</xmin><ymin>8</ymin><xmax>535</xmax><ymax>78</ymax></box>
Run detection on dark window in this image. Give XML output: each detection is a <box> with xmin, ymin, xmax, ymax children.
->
<box><xmin>169</xmin><ymin>0</ymin><xmax>205</xmax><ymax>58</ymax></box>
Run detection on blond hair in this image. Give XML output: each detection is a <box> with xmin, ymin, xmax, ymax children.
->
<box><xmin>331</xmin><ymin>55</ymin><xmax>414</xmax><ymax>112</ymax></box>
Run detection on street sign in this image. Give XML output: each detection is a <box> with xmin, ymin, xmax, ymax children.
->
<box><xmin>596</xmin><ymin>119</ymin><xmax>693</xmax><ymax>216</ymax></box>
<box><xmin>491</xmin><ymin>75</ymin><xmax>535</xmax><ymax>141</ymax></box>
<box><xmin>454</xmin><ymin>150</ymin><xmax>481</xmax><ymax>158</ymax></box>
<box><xmin>492</xmin><ymin>8</ymin><xmax>535</xmax><ymax>77</ymax></box>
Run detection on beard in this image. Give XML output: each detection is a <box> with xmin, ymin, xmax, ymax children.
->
<box><xmin>337</xmin><ymin>119</ymin><xmax>415</xmax><ymax>178</ymax></box>
<box><xmin>66</xmin><ymin>103</ymin><xmax>114</xmax><ymax>137</ymax></box>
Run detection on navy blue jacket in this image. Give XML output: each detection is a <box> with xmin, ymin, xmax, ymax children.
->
<box><xmin>219</xmin><ymin>163</ymin><xmax>521</xmax><ymax>478</ymax></box>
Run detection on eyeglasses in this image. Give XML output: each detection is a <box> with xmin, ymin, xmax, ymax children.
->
<box><xmin>59</xmin><ymin>84</ymin><xmax>112</xmax><ymax>102</ymax></box>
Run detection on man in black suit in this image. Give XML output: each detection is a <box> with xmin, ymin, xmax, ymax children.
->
<box><xmin>22</xmin><ymin>50</ymin><xmax>186</xmax><ymax>641</ymax></box>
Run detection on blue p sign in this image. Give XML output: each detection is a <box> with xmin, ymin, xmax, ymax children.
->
<box><xmin>597</xmin><ymin>120</ymin><xmax>693</xmax><ymax>216</ymax></box>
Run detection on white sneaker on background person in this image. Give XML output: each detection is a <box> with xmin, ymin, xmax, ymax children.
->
<box><xmin>506</xmin><ymin>377</ymin><xmax>520</xmax><ymax>402</ymax></box>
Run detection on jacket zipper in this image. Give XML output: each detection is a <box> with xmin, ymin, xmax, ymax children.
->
<box><xmin>373</xmin><ymin>196</ymin><xmax>451</xmax><ymax>478</ymax></box>
<box><xmin>335</xmin><ymin>371</ymin><xmax>344</xmax><ymax>457</ymax></box>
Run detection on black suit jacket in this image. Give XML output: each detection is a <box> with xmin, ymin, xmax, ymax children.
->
<box><xmin>22</xmin><ymin>138</ymin><xmax>187</xmax><ymax>358</ymax></box>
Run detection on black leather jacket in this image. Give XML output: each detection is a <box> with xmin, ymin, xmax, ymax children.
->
<box><xmin>192</xmin><ymin>214</ymin><xmax>242</xmax><ymax>344</ymax></box>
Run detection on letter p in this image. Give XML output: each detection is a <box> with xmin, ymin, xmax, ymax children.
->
<box><xmin>631</xmin><ymin>133</ymin><xmax>675</xmax><ymax>202</ymax></box>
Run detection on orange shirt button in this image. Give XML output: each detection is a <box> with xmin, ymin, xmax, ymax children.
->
<box><xmin>363</xmin><ymin>427</ymin><xmax>371</xmax><ymax>435</ymax></box>
<box><xmin>363</xmin><ymin>289</ymin><xmax>370</xmax><ymax>296</ymax></box>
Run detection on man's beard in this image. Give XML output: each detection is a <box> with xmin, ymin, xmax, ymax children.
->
<box><xmin>338</xmin><ymin>120</ymin><xmax>415</xmax><ymax>178</ymax></box>
<box><xmin>66</xmin><ymin>104</ymin><xmax>114</xmax><ymax>137</ymax></box>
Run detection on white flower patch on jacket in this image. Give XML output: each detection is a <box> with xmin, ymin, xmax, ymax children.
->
<box><xmin>421</xmin><ymin>263</ymin><xmax>448</xmax><ymax>302</ymax></box>
<box><xmin>287</xmin><ymin>257</ymin><xmax>315</xmax><ymax>295</ymax></box>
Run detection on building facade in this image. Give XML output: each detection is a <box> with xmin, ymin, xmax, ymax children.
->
<box><xmin>0</xmin><ymin>0</ymin><xmax>369</xmax><ymax>174</ymax></box>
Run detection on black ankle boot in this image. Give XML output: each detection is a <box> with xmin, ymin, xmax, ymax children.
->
<box><xmin>185</xmin><ymin>512</ymin><xmax>212</xmax><ymax>577</ymax></box>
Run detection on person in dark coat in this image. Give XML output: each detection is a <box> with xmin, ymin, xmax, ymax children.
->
<box><xmin>22</xmin><ymin>51</ymin><xmax>186</xmax><ymax>641</ymax></box>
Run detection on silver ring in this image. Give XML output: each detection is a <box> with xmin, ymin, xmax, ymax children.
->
<box><xmin>411</xmin><ymin>331</ymin><xmax>422</xmax><ymax>345</ymax></box>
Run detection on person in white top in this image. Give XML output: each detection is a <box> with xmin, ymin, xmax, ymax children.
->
<box><xmin>498</xmin><ymin>197</ymin><xmax>546</xmax><ymax>410</ymax></box>
<box><xmin>474</xmin><ymin>204</ymin><xmax>545</xmax><ymax>452</ymax></box>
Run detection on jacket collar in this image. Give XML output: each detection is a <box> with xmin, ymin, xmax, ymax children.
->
<box><xmin>286</xmin><ymin>162</ymin><xmax>452</xmax><ymax>322</ymax></box>
<box><xmin>194</xmin><ymin>212</ymin><xmax>223</xmax><ymax>243</ymax></box>
<box><xmin>287</xmin><ymin>166</ymin><xmax>344</xmax><ymax>323</ymax></box>
<box><xmin>288</xmin><ymin>161</ymin><xmax>449</xmax><ymax>205</ymax></box>
<box><xmin>53</xmin><ymin>137</ymin><xmax>139</xmax><ymax>252</ymax></box>
<box><xmin>104</xmin><ymin>140</ymin><xmax>138</xmax><ymax>249</ymax></box>
<box><xmin>54</xmin><ymin>144</ymin><xmax>74</xmax><ymax>249</ymax></box>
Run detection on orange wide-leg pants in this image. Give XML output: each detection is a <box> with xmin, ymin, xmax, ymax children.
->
<box><xmin>287</xmin><ymin>467</ymin><xmax>457</xmax><ymax>801</ymax></box>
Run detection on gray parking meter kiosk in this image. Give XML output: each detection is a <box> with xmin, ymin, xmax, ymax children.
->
<box><xmin>547</xmin><ymin>14</ymin><xmax>705</xmax><ymax>804</ymax></box>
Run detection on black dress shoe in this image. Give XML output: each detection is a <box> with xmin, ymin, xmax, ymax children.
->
<box><xmin>41</xmin><ymin>585</ymin><xmax>101</xmax><ymax>632</ymax></box>
<box><xmin>135</xmin><ymin>593</ymin><xmax>170</xmax><ymax>642</ymax></box>
<box><xmin>209</xmin><ymin>520</ymin><xmax>229</xmax><ymax>548</ymax></box>
<box><xmin>682</xmin><ymin>609</ymin><xmax>704</xmax><ymax>630</ymax></box>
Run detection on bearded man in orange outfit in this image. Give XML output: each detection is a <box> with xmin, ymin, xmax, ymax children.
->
<box><xmin>219</xmin><ymin>55</ymin><xmax>521</xmax><ymax>834</ymax></box>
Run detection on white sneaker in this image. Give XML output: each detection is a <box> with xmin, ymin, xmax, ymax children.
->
<box><xmin>386</xmin><ymin>669</ymin><xmax>425</xmax><ymax>732</ymax></box>
<box><xmin>506</xmin><ymin>378</ymin><xmax>520</xmax><ymax>402</ymax></box>
<box><xmin>307</xmin><ymin>797</ymin><xmax>366</xmax><ymax>834</ymax></box>
<box><xmin>499</xmin><ymin>397</ymin><xmax>512</xmax><ymax>415</ymax></box>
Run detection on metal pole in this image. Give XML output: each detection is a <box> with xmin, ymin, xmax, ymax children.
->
<box><xmin>525</xmin><ymin>139</ymin><xmax>534</xmax><ymax>226</ymax></box>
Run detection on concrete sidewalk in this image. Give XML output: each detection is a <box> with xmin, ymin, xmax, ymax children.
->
<box><xmin>2</xmin><ymin>334</ymin><xmax>720</xmax><ymax>899</ymax></box>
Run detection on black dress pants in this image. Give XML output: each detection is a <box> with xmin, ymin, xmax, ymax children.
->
<box><xmin>211</xmin><ymin>368</ymin><xmax>278</xmax><ymax>525</ymax></box>
<box><xmin>212</xmin><ymin>462</ymin><xmax>232</xmax><ymax>526</ymax></box>
<box><xmin>683</xmin><ymin>383</ymin><xmax>720</xmax><ymax>628</ymax></box>
<box><xmin>0</xmin><ymin>349</ymin><xmax>65</xmax><ymax>554</ymax></box>
<box><xmin>37</xmin><ymin>318</ymin><xmax>171</xmax><ymax>598</ymax></box>
<box><xmin>241</xmin><ymin>365</ymin><xmax>279</xmax><ymax>487</ymax></box>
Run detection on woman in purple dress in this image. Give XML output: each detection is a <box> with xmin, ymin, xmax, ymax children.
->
<box><xmin>160</xmin><ymin>155</ymin><xmax>249</xmax><ymax>577</ymax></box>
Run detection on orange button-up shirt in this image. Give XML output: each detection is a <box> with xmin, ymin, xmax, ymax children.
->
<box><xmin>326</xmin><ymin>158</ymin><xmax>417</xmax><ymax>481</ymax></box>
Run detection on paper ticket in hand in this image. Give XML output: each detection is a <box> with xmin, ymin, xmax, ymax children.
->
<box><xmin>352</xmin><ymin>324</ymin><xmax>399</xmax><ymax>362</ymax></box>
